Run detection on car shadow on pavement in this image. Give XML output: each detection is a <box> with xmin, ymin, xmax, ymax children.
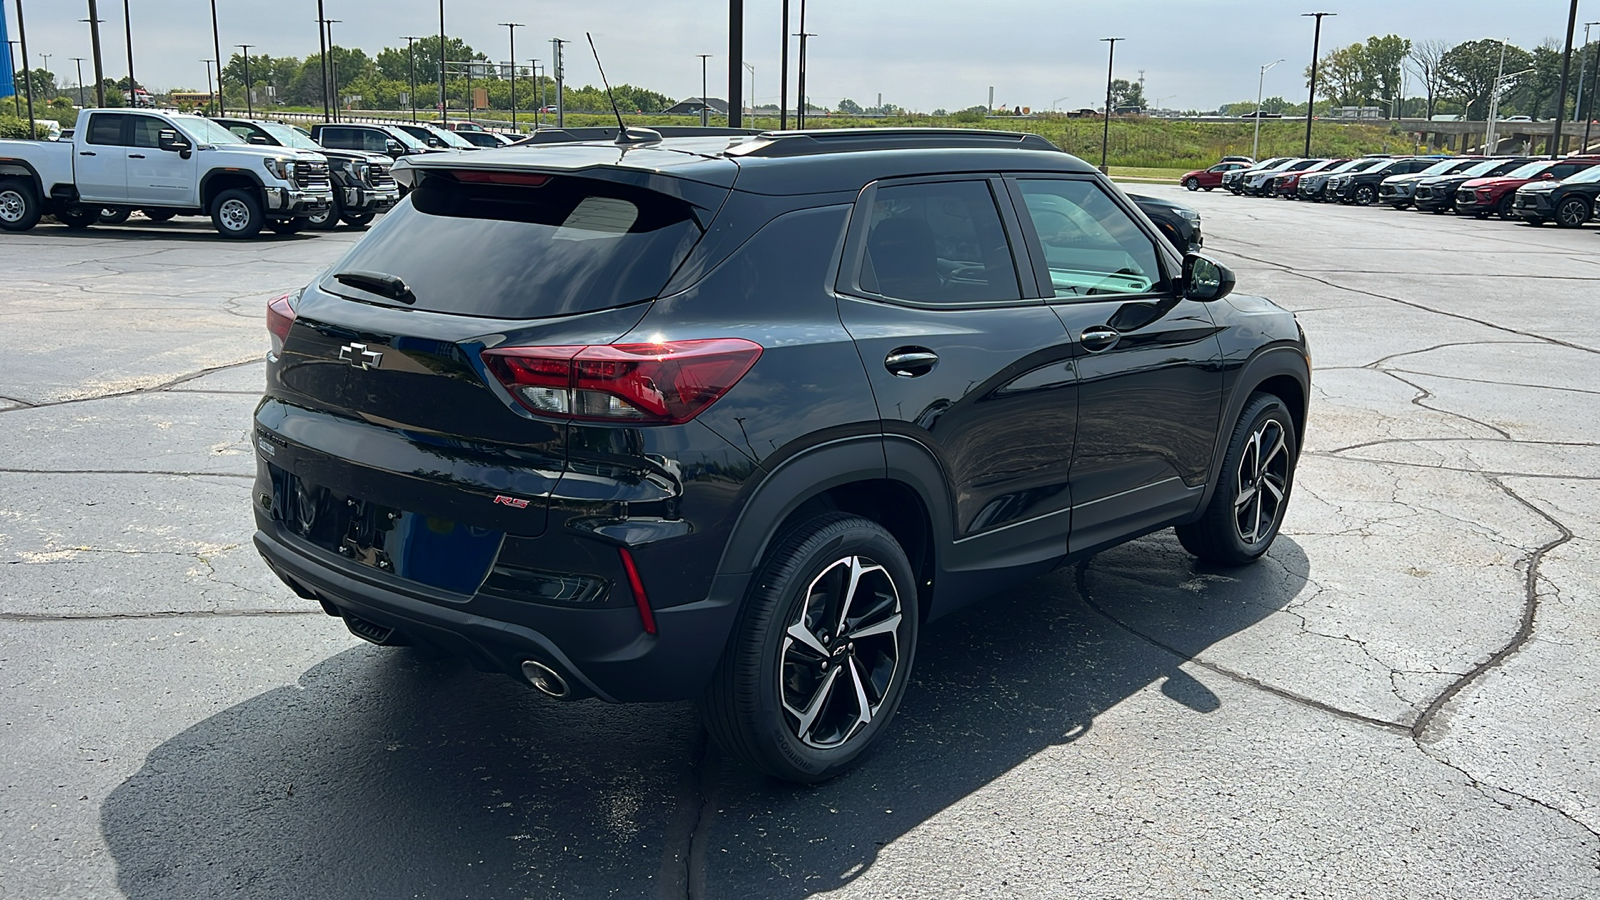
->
<box><xmin>100</xmin><ymin>532</ymin><xmax>1308</xmax><ymax>899</ymax></box>
<box><xmin>37</xmin><ymin>222</ymin><xmax>331</xmax><ymax>242</ymax></box>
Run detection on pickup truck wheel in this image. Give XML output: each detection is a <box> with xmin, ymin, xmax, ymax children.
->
<box><xmin>305</xmin><ymin>198</ymin><xmax>340</xmax><ymax>231</ymax></box>
<box><xmin>55</xmin><ymin>205</ymin><xmax>96</xmax><ymax>229</ymax></box>
<box><xmin>97</xmin><ymin>208</ymin><xmax>132</xmax><ymax>225</ymax></box>
<box><xmin>268</xmin><ymin>218</ymin><xmax>303</xmax><ymax>235</ymax></box>
<box><xmin>340</xmin><ymin>210</ymin><xmax>375</xmax><ymax>229</ymax></box>
<box><xmin>211</xmin><ymin>189</ymin><xmax>264</xmax><ymax>239</ymax></box>
<box><xmin>0</xmin><ymin>178</ymin><xmax>41</xmax><ymax>232</ymax></box>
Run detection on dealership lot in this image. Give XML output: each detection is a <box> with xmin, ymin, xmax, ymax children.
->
<box><xmin>1</xmin><ymin>198</ymin><xmax>1597</xmax><ymax>897</ymax></box>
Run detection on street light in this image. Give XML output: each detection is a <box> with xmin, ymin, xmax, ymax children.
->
<box><xmin>794</xmin><ymin>0</ymin><xmax>811</xmax><ymax>128</ymax></box>
<box><xmin>1302</xmin><ymin>12</ymin><xmax>1335</xmax><ymax>157</ymax></box>
<box><xmin>402</xmin><ymin>36</ymin><xmax>421</xmax><ymax>123</ymax></box>
<box><xmin>1100</xmin><ymin>37</ymin><xmax>1123</xmax><ymax>173</ymax></box>
<box><xmin>779</xmin><ymin>0</ymin><xmax>790</xmax><ymax>129</ymax></box>
<box><xmin>208</xmin><ymin>0</ymin><xmax>221</xmax><ymax>115</ymax></box>
<box><xmin>551</xmin><ymin>38</ymin><xmax>567</xmax><ymax>127</ymax></box>
<box><xmin>529</xmin><ymin>58</ymin><xmax>542</xmax><ymax>128</ymax></box>
<box><xmin>200</xmin><ymin>58</ymin><xmax>213</xmax><ymax>115</ymax></box>
<box><xmin>1549</xmin><ymin>0</ymin><xmax>1579</xmax><ymax>155</ymax></box>
<box><xmin>1254</xmin><ymin>58</ymin><xmax>1284</xmax><ymax>160</ymax></box>
<box><xmin>438</xmin><ymin>0</ymin><xmax>447</xmax><ymax>127</ymax></box>
<box><xmin>744</xmin><ymin>61</ymin><xmax>755</xmax><ymax>120</ymax></box>
<box><xmin>697</xmin><ymin>53</ymin><xmax>713</xmax><ymax>126</ymax></box>
<box><xmin>1051</xmin><ymin>95</ymin><xmax>1070</xmax><ymax>111</ymax></box>
<box><xmin>499</xmin><ymin>23</ymin><xmax>522</xmax><ymax>130</ymax></box>
<box><xmin>1574</xmin><ymin>22</ymin><xmax>1599</xmax><ymax>129</ymax></box>
<box><xmin>315</xmin><ymin>1</ymin><xmax>329</xmax><ymax>122</ymax></box>
<box><xmin>121</xmin><ymin>0</ymin><xmax>134</xmax><ymax>101</ymax></box>
<box><xmin>235</xmin><ymin>44</ymin><xmax>252</xmax><ymax>117</ymax></box>
<box><xmin>323</xmin><ymin>19</ymin><xmax>341</xmax><ymax>121</ymax></box>
<box><xmin>1486</xmin><ymin>65</ymin><xmax>1535</xmax><ymax>153</ymax></box>
<box><xmin>70</xmin><ymin>57</ymin><xmax>87</xmax><ymax>108</ymax></box>
<box><xmin>83</xmin><ymin>0</ymin><xmax>106</xmax><ymax>109</ymax></box>
<box><xmin>1584</xmin><ymin>25</ymin><xmax>1600</xmax><ymax>151</ymax></box>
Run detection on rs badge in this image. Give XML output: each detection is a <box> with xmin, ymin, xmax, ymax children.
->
<box><xmin>494</xmin><ymin>495</ymin><xmax>531</xmax><ymax>509</ymax></box>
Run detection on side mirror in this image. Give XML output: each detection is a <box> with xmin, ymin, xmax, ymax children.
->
<box><xmin>427</xmin><ymin>138</ymin><xmax>444</xmax><ymax>148</ymax></box>
<box><xmin>248</xmin><ymin>134</ymin><xmax>270</xmax><ymax>145</ymax></box>
<box><xmin>1182</xmin><ymin>253</ymin><xmax>1236</xmax><ymax>302</ymax></box>
<box><xmin>386</xmin><ymin>139</ymin><xmax>404</xmax><ymax>154</ymax></box>
<box><xmin>1539</xmin><ymin>172</ymin><xmax>1555</xmax><ymax>180</ymax></box>
<box><xmin>158</xmin><ymin>129</ymin><xmax>192</xmax><ymax>155</ymax></box>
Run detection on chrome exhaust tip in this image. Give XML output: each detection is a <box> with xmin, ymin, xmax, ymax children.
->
<box><xmin>521</xmin><ymin>660</ymin><xmax>570</xmax><ymax>698</ymax></box>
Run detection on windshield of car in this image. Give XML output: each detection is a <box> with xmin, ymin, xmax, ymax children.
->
<box><xmin>1419</xmin><ymin>159</ymin><xmax>1465</xmax><ymax>176</ymax></box>
<box><xmin>417</xmin><ymin>126</ymin><xmax>474</xmax><ymax>148</ymax></box>
<box><xmin>1504</xmin><ymin>161</ymin><xmax>1551</xmax><ymax>179</ymax></box>
<box><xmin>258</xmin><ymin>122</ymin><xmax>322</xmax><ymax>151</ymax></box>
<box><xmin>384</xmin><ymin>127</ymin><xmax>428</xmax><ymax>150</ymax></box>
<box><xmin>1562</xmin><ymin>164</ymin><xmax>1600</xmax><ymax>184</ymax></box>
<box><xmin>174</xmin><ymin>115</ymin><xmax>247</xmax><ymax>145</ymax></box>
<box><xmin>1459</xmin><ymin>158</ymin><xmax>1510</xmax><ymax>177</ymax></box>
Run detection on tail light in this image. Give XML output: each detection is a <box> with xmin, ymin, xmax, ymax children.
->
<box><xmin>267</xmin><ymin>291</ymin><xmax>299</xmax><ymax>359</ymax></box>
<box><xmin>483</xmin><ymin>338</ymin><xmax>763</xmax><ymax>425</ymax></box>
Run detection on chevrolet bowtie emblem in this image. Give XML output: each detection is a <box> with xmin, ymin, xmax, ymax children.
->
<box><xmin>338</xmin><ymin>342</ymin><xmax>383</xmax><ymax>370</ymax></box>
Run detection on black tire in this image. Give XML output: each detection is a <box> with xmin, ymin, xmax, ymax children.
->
<box><xmin>1176</xmin><ymin>393</ymin><xmax>1297</xmax><ymax>565</ymax></box>
<box><xmin>340</xmin><ymin>210</ymin><xmax>375</xmax><ymax>229</ymax></box>
<box><xmin>700</xmin><ymin>513</ymin><xmax>919</xmax><ymax>783</ymax></box>
<box><xmin>1184</xmin><ymin>177</ymin><xmax>1201</xmax><ymax>192</ymax></box>
<box><xmin>142</xmin><ymin>209</ymin><xmax>177</xmax><ymax>222</ymax></box>
<box><xmin>97</xmin><ymin>208</ymin><xmax>131</xmax><ymax>225</ymax></box>
<box><xmin>1353</xmin><ymin>184</ymin><xmax>1377</xmax><ymax>205</ymax></box>
<box><xmin>1556</xmin><ymin>196</ymin><xmax>1592</xmax><ymax>228</ymax></box>
<box><xmin>210</xmin><ymin>188</ymin><xmax>264</xmax><ymax>239</ymax></box>
<box><xmin>269</xmin><ymin>218</ymin><xmax>303</xmax><ymax>235</ymax></box>
<box><xmin>305</xmin><ymin>195</ymin><xmax>341</xmax><ymax>231</ymax></box>
<box><xmin>0</xmin><ymin>177</ymin><xmax>41</xmax><ymax>232</ymax></box>
<box><xmin>1496</xmin><ymin>193</ymin><xmax>1517</xmax><ymax>222</ymax></box>
<box><xmin>55</xmin><ymin>205</ymin><xmax>96</xmax><ymax>229</ymax></box>
<box><xmin>1389</xmin><ymin>202</ymin><xmax>1409</xmax><ymax>210</ymax></box>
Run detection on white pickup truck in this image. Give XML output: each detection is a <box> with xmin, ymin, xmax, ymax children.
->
<box><xmin>0</xmin><ymin>108</ymin><xmax>334</xmax><ymax>238</ymax></box>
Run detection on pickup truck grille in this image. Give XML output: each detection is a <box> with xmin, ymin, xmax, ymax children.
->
<box><xmin>368</xmin><ymin>163</ymin><xmax>395</xmax><ymax>189</ymax></box>
<box><xmin>296</xmin><ymin>161</ymin><xmax>332</xmax><ymax>190</ymax></box>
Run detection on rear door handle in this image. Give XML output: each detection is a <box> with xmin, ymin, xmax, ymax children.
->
<box><xmin>1079</xmin><ymin>326</ymin><xmax>1121</xmax><ymax>352</ymax></box>
<box><xmin>79</xmin><ymin>151</ymin><xmax>97</xmax><ymax>156</ymax></box>
<box><xmin>127</xmin><ymin>153</ymin><xmax>145</xmax><ymax>159</ymax></box>
<box><xmin>885</xmin><ymin>347</ymin><xmax>939</xmax><ymax>377</ymax></box>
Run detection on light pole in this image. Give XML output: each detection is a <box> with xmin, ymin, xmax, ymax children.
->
<box><xmin>1487</xmin><ymin>66</ymin><xmax>1534</xmax><ymax>154</ymax></box>
<box><xmin>1100</xmin><ymin>37</ymin><xmax>1123</xmax><ymax>173</ymax></box>
<box><xmin>322</xmin><ymin>19</ymin><xmax>342</xmax><ymax>121</ymax></box>
<box><xmin>235</xmin><ymin>44</ymin><xmax>252</xmax><ymax>117</ymax></box>
<box><xmin>529</xmin><ymin>58</ymin><xmax>542</xmax><ymax>128</ymax></box>
<box><xmin>6</xmin><ymin>41</ymin><xmax>19</xmax><ymax>119</ymax></box>
<box><xmin>1585</xmin><ymin>26</ymin><xmax>1600</xmax><ymax>151</ymax></box>
<box><xmin>1486</xmin><ymin>39</ymin><xmax>1509</xmax><ymax>151</ymax></box>
<box><xmin>744</xmin><ymin>61</ymin><xmax>755</xmax><ymax>120</ymax></box>
<box><xmin>551</xmin><ymin>38</ymin><xmax>567</xmax><ymax>127</ymax></box>
<box><xmin>794</xmin><ymin>0</ymin><xmax>810</xmax><ymax>128</ymax></box>
<box><xmin>1302</xmin><ymin>12</ymin><xmax>1335</xmax><ymax>157</ymax></box>
<box><xmin>71</xmin><ymin>57</ymin><xmax>87</xmax><ymax>107</ymax></box>
<box><xmin>779</xmin><ymin>0</ymin><xmax>789</xmax><ymax>128</ymax></box>
<box><xmin>37</xmin><ymin>52</ymin><xmax>50</xmax><ymax>103</ymax></box>
<box><xmin>697</xmin><ymin>53</ymin><xmax>712</xmax><ymax>125</ymax></box>
<box><xmin>1052</xmin><ymin>95</ymin><xmax>1070</xmax><ymax>112</ymax></box>
<box><xmin>499</xmin><ymin>23</ymin><xmax>521</xmax><ymax>130</ymax></box>
<box><xmin>402</xmin><ymin>36</ymin><xmax>420</xmax><ymax>122</ymax></box>
<box><xmin>207</xmin><ymin>0</ymin><xmax>220</xmax><ymax>115</ymax></box>
<box><xmin>1549</xmin><ymin>0</ymin><xmax>1580</xmax><ymax>155</ymax></box>
<box><xmin>120</xmin><ymin>0</ymin><xmax>133</xmax><ymax>101</ymax></box>
<box><xmin>200</xmin><ymin>58</ymin><xmax>213</xmax><ymax>114</ymax></box>
<box><xmin>13</xmin><ymin>0</ymin><xmax>32</xmax><ymax>126</ymax></box>
<box><xmin>315</xmin><ymin>1</ymin><xmax>329</xmax><ymax>122</ymax></box>
<box><xmin>438</xmin><ymin>0</ymin><xmax>446</xmax><ymax>126</ymax></box>
<box><xmin>1254</xmin><ymin>58</ymin><xmax>1284</xmax><ymax>160</ymax></box>
<box><xmin>1575</xmin><ymin>22</ymin><xmax>1599</xmax><ymax>129</ymax></box>
<box><xmin>727</xmin><ymin>0</ymin><xmax>743</xmax><ymax>127</ymax></box>
<box><xmin>84</xmin><ymin>0</ymin><xmax>106</xmax><ymax>108</ymax></box>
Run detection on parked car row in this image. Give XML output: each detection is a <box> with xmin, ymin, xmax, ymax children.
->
<box><xmin>0</xmin><ymin>108</ymin><xmax>520</xmax><ymax>239</ymax></box>
<box><xmin>1186</xmin><ymin>152</ymin><xmax>1600</xmax><ymax>228</ymax></box>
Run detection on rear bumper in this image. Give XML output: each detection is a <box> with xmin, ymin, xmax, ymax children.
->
<box><xmin>255</xmin><ymin>523</ymin><xmax>745</xmax><ymax>702</ymax></box>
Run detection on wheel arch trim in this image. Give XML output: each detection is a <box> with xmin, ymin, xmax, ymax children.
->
<box><xmin>1188</xmin><ymin>344</ymin><xmax>1310</xmax><ymax>520</ymax></box>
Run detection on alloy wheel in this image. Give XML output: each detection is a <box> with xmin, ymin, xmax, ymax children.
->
<box><xmin>219</xmin><ymin>198</ymin><xmax>252</xmax><ymax>232</ymax></box>
<box><xmin>1233</xmin><ymin>419</ymin><xmax>1290</xmax><ymax>546</ymax></box>
<box><xmin>0</xmin><ymin>189</ymin><xmax>24</xmax><ymax>223</ymax></box>
<box><xmin>779</xmin><ymin>555</ymin><xmax>903</xmax><ymax>750</ymax></box>
<box><xmin>1558</xmin><ymin>199</ymin><xmax>1590</xmax><ymax>228</ymax></box>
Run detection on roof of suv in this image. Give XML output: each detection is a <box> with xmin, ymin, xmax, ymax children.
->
<box><xmin>395</xmin><ymin>127</ymin><xmax>1093</xmax><ymax>195</ymax></box>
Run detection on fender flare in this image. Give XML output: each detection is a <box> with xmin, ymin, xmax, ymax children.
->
<box><xmin>1189</xmin><ymin>344</ymin><xmax>1310</xmax><ymax>518</ymax></box>
<box><xmin>199</xmin><ymin>167</ymin><xmax>269</xmax><ymax>211</ymax></box>
<box><xmin>0</xmin><ymin>157</ymin><xmax>46</xmax><ymax>202</ymax></box>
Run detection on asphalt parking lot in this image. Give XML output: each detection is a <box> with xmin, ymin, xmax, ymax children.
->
<box><xmin>2</xmin><ymin>196</ymin><xmax>1597</xmax><ymax>899</ymax></box>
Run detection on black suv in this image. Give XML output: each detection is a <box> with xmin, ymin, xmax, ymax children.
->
<box><xmin>216</xmin><ymin>119</ymin><xmax>401</xmax><ymax>230</ymax></box>
<box><xmin>310</xmin><ymin>122</ymin><xmax>435</xmax><ymax>161</ymax></box>
<box><xmin>1412</xmin><ymin>157</ymin><xmax>1534</xmax><ymax>214</ymax></box>
<box><xmin>252</xmin><ymin>128</ymin><xmax>1309</xmax><ymax>782</ymax></box>
<box><xmin>1513</xmin><ymin>163</ymin><xmax>1600</xmax><ymax>227</ymax></box>
<box><xmin>1327</xmin><ymin>156</ymin><xmax>1443</xmax><ymax>205</ymax></box>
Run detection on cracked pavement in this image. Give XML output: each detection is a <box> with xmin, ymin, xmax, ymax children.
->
<box><xmin>1</xmin><ymin>199</ymin><xmax>1597</xmax><ymax>899</ymax></box>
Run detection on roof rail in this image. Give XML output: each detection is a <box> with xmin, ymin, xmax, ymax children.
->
<box><xmin>724</xmin><ymin>128</ymin><xmax>1062</xmax><ymax>158</ymax></box>
<box><xmin>514</xmin><ymin>125</ymin><xmax>762</xmax><ymax>146</ymax></box>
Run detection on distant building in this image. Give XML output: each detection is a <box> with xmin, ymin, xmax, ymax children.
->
<box><xmin>664</xmin><ymin>97</ymin><xmax>729</xmax><ymax>116</ymax></box>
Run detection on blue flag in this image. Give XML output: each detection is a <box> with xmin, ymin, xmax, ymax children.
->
<box><xmin>0</xmin><ymin>7</ymin><xmax>15</xmax><ymax>101</ymax></box>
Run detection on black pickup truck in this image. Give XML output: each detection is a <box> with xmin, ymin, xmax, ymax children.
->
<box><xmin>216</xmin><ymin>118</ymin><xmax>401</xmax><ymax>230</ymax></box>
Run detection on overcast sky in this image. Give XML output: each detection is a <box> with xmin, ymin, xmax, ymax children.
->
<box><xmin>6</xmin><ymin>1</ymin><xmax>1590</xmax><ymax>111</ymax></box>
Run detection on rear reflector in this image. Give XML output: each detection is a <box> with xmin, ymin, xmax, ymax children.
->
<box><xmin>618</xmin><ymin>547</ymin><xmax>657</xmax><ymax>635</ymax></box>
<box><xmin>483</xmin><ymin>339</ymin><xmax>762</xmax><ymax>425</ymax></box>
<box><xmin>267</xmin><ymin>292</ymin><xmax>298</xmax><ymax>358</ymax></box>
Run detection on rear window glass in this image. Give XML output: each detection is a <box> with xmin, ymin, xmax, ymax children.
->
<box><xmin>324</xmin><ymin>173</ymin><xmax>714</xmax><ymax>318</ymax></box>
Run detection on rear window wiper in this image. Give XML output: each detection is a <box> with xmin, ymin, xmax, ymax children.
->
<box><xmin>333</xmin><ymin>270</ymin><xmax>417</xmax><ymax>305</ymax></box>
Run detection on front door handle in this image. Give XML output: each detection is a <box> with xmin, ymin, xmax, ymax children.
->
<box><xmin>127</xmin><ymin>153</ymin><xmax>146</xmax><ymax>159</ymax></box>
<box><xmin>885</xmin><ymin>347</ymin><xmax>939</xmax><ymax>378</ymax></box>
<box><xmin>79</xmin><ymin>151</ymin><xmax>97</xmax><ymax>157</ymax></box>
<box><xmin>1079</xmin><ymin>326</ymin><xmax>1121</xmax><ymax>352</ymax></box>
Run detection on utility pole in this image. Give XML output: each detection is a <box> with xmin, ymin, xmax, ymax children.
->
<box><xmin>500</xmin><ymin>23</ymin><xmax>522</xmax><ymax>130</ymax></box>
<box><xmin>1302</xmin><ymin>12</ymin><xmax>1334</xmax><ymax>157</ymax></box>
<box><xmin>551</xmin><ymin>37</ymin><xmax>567</xmax><ymax>127</ymax></box>
<box><xmin>697</xmin><ymin>53</ymin><xmax>712</xmax><ymax>126</ymax></box>
<box><xmin>402</xmin><ymin>36</ymin><xmax>420</xmax><ymax>123</ymax></box>
<box><xmin>1254</xmin><ymin>58</ymin><xmax>1284</xmax><ymax>160</ymax></box>
<box><xmin>779</xmin><ymin>0</ymin><xmax>789</xmax><ymax>128</ymax></box>
<box><xmin>530</xmin><ymin>58</ymin><xmax>541</xmax><ymax>128</ymax></box>
<box><xmin>794</xmin><ymin>0</ymin><xmax>809</xmax><ymax>127</ymax></box>
<box><xmin>7</xmin><ymin>42</ymin><xmax>19</xmax><ymax>118</ymax></box>
<box><xmin>1550</xmin><ymin>0</ymin><xmax>1580</xmax><ymax>155</ymax></box>
<box><xmin>71</xmin><ymin>57</ymin><xmax>87</xmax><ymax>108</ymax></box>
<box><xmin>236</xmin><ymin>44</ymin><xmax>252</xmax><ymax>117</ymax></box>
<box><xmin>744</xmin><ymin>61</ymin><xmax>755</xmax><ymax>121</ymax></box>
<box><xmin>727</xmin><ymin>0</ymin><xmax>742</xmax><ymax>127</ymax></box>
<box><xmin>121</xmin><ymin>0</ymin><xmax>133</xmax><ymax>101</ymax></box>
<box><xmin>200</xmin><ymin>58</ymin><xmax>212</xmax><ymax>114</ymax></box>
<box><xmin>208</xmin><ymin>0</ymin><xmax>220</xmax><ymax>114</ymax></box>
<box><xmin>1487</xmin><ymin>40</ymin><xmax>1508</xmax><ymax>152</ymax></box>
<box><xmin>438</xmin><ymin>0</ymin><xmax>446</xmax><ymax>126</ymax></box>
<box><xmin>1585</xmin><ymin>27</ymin><xmax>1600</xmax><ymax>151</ymax></box>
<box><xmin>15</xmin><ymin>0</ymin><xmax>33</xmax><ymax>126</ymax></box>
<box><xmin>85</xmin><ymin>0</ymin><xmax>105</xmax><ymax>109</ymax></box>
<box><xmin>323</xmin><ymin>19</ymin><xmax>341</xmax><ymax>122</ymax></box>
<box><xmin>1575</xmin><ymin>22</ymin><xmax>1598</xmax><ymax>130</ymax></box>
<box><xmin>1100</xmin><ymin>37</ymin><xmax>1122</xmax><ymax>173</ymax></box>
<box><xmin>316</xmin><ymin>1</ymin><xmax>329</xmax><ymax>122</ymax></box>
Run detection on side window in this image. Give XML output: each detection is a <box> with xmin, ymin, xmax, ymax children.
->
<box><xmin>1016</xmin><ymin>179</ymin><xmax>1166</xmax><ymax>300</ymax></box>
<box><xmin>857</xmin><ymin>180</ymin><xmax>1020</xmax><ymax>305</ymax></box>
<box><xmin>321</xmin><ymin>128</ymin><xmax>353</xmax><ymax>150</ymax></box>
<box><xmin>128</xmin><ymin>116</ymin><xmax>165</xmax><ymax>149</ymax></box>
<box><xmin>1552</xmin><ymin>164</ymin><xmax>1585</xmax><ymax>179</ymax></box>
<box><xmin>361</xmin><ymin>130</ymin><xmax>391</xmax><ymax>153</ymax></box>
<box><xmin>87</xmin><ymin>113</ymin><xmax>126</xmax><ymax>146</ymax></box>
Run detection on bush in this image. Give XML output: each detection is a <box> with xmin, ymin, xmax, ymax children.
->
<box><xmin>0</xmin><ymin>115</ymin><xmax>52</xmax><ymax>139</ymax></box>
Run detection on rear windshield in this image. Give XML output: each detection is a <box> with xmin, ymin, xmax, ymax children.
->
<box><xmin>324</xmin><ymin>172</ymin><xmax>714</xmax><ymax>318</ymax></box>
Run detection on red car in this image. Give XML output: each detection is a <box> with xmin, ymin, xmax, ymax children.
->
<box><xmin>1272</xmin><ymin>159</ymin><xmax>1349</xmax><ymax>199</ymax></box>
<box><xmin>1181</xmin><ymin>161</ymin><xmax>1251</xmax><ymax>191</ymax></box>
<box><xmin>1454</xmin><ymin>157</ymin><xmax>1600</xmax><ymax>220</ymax></box>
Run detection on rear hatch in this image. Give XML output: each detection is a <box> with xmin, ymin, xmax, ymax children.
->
<box><xmin>262</xmin><ymin>148</ymin><xmax>736</xmax><ymax>586</ymax></box>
